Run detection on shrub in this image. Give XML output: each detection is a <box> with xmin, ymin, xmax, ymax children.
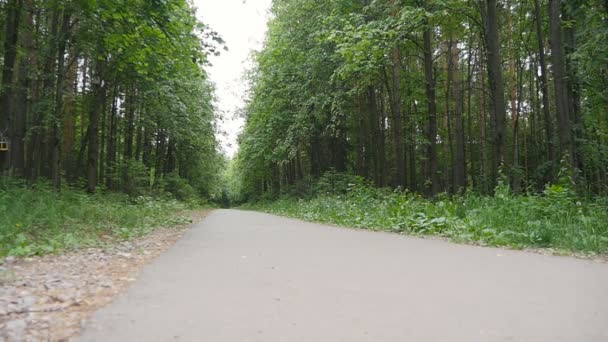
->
<box><xmin>0</xmin><ymin>180</ymin><xmax>191</xmax><ymax>257</ymax></box>
<box><xmin>244</xmin><ymin>178</ymin><xmax>608</xmax><ymax>254</ymax></box>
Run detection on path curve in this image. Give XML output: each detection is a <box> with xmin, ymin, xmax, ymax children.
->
<box><xmin>77</xmin><ymin>209</ymin><xmax>608</xmax><ymax>341</ymax></box>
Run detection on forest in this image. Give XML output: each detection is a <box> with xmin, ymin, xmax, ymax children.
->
<box><xmin>0</xmin><ymin>0</ymin><xmax>222</xmax><ymax>195</ymax></box>
<box><xmin>232</xmin><ymin>0</ymin><xmax>608</xmax><ymax>252</ymax></box>
<box><xmin>235</xmin><ymin>0</ymin><xmax>608</xmax><ymax>199</ymax></box>
<box><xmin>1</xmin><ymin>0</ymin><xmax>607</xmax><ymax>256</ymax></box>
<box><xmin>0</xmin><ymin>0</ymin><xmax>224</xmax><ymax>256</ymax></box>
<box><xmin>0</xmin><ymin>1</ymin><xmax>606</xmax><ymax>339</ymax></box>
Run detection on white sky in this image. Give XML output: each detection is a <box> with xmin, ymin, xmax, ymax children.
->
<box><xmin>193</xmin><ymin>0</ymin><xmax>272</xmax><ymax>158</ymax></box>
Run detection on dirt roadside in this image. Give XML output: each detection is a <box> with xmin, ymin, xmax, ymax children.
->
<box><xmin>0</xmin><ymin>210</ymin><xmax>210</xmax><ymax>342</ymax></box>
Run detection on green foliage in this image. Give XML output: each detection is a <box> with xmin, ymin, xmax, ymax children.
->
<box><xmin>313</xmin><ymin>169</ymin><xmax>367</xmax><ymax>196</ymax></box>
<box><xmin>245</xmin><ymin>173</ymin><xmax>608</xmax><ymax>254</ymax></box>
<box><xmin>0</xmin><ymin>0</ymin><xmax>223</xmax><ymax>199</ymax></box>
<box><xmin>161</xmin><ymin>172</ymin><xmax>197</xmax><ymax>201</ymax></box>
<box><xmin>0</xmin><ymin>180</ymin><xmax>194</xmax><ymax>258</ymax></box>
<box><xmin>234</xmin><ymin>0</ymin><xmax>608</xmax><ymax>201</ymax></box>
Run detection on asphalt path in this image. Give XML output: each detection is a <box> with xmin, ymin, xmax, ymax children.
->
<box><xmin>77</xmin><ymin>209</ymin><xmax>608</xmax><ymax>341</ymax></box>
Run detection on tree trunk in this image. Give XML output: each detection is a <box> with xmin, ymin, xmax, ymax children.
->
<box><xmin>124</xmin><ymin>86</ymin><xmax>136</xmax><ymax>160</ymax></box>
<box><xmin>450</xmin><ymin>41</ymin><xmax>466</xmax><ymax>193</ymax></box>
<box><xmin>377</xmin><ymin>89</ymin><xmax>387</xmax><ymax>187</ymax></box>
<box><xmin>480</xmin><ymin>0</ymin><xmax>507</xmax><ymax>185</ymax></box>
<box><xmin>534</xmin><ymin>0</ymin><xmax>555</xmax><ymax>178</ymax></box>
<box><xmin>383</xmin><ymin>47</ymin><xmax>405</xmax><ymax>187</ymax></box>
<box><xmin>12</xmin><ymin>0</ymin><xmax>34</xmax><ymax>177</ymax></box>
<box><xmin>105</xmin><ymin>83</ymin><xmax>118</xmax><ymax>189</ymax></box>
<box><xmin>87</xmin><ymin>60</ymin><xmax>105</xmax><ymax>193</ymax></box>
<box><xmin>62</xmin><ymin>40</ymin><xmax>79</xmax><ymax>180</ymax></box>
<box><xmin>549</xmin><ymin>0</ymin><xmax>574</xmax><ymax>167</ymax></box>
<box><xmin>51</xmin><ymin>9</ymin><xmax>71</xmax><ymax>189</ymax></box>
<box><xmin>155</xmin><ymin>128</ymin><xmax>166</xmax><ymax>183</ymax></box>
<box><xmin>506</xmin><ymin>0</ymin><xmax>520</xmax><ymax>192</ymax></box>
<box><xmin>478</xmin><ymin>50</ymin><xmax>489</xmax><ymax>193</ymax></box>
<box><xmin>0</xmin><ymin>0</ymin><xmax>23</xmax><ymax>171</ymax></box>
<box><xmin>423</xmin><ymin>18</ymin><xmax>440</xmax><ymax>196</ymax></box>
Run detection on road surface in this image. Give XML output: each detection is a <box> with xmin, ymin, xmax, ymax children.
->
<box><xmin>77</xmin><ymin>209</ymin><xmax>608</xmax><ymax>341</ymax></box>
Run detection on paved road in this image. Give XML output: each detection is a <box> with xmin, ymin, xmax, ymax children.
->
<box><xmin>77</xmin><ymin>209</ymin><xmax>608</xmax><ymax>342</ymax></box>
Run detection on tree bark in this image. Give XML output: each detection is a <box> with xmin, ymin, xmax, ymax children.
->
<box><xmin>549</xmin><ymin>0</ymin><xmax>574</xmax><ymax>169</ymax></box>
<box><xmin>0</xmin><ymin>0</ymin><xmax>23</xmax><ymax>171</ymax></box>
<box><xmin>423</xmin><ymin>17</ymin><xmax>440</xmax><ymax>196</ymax></box>
<box><xmin>480</xmin><ymin>0</ymin><xmax>507</xmax><ymax>185</ymax></box>
<box><xmin>87</xmin><ymin>60</ymin><xmax>105</xmax><ymax>193</ymax></box>
<box><xmin>51</xmin><ymin>9</ymin><xmax>71</xmax><ymax>189</ymax></box>
<box><xmin>392</xmin><ymin>48</ymin><xmax>405</xmax><ymax>187</ymax></box>
<box><xmin>534</xmin><ymin>0</ymin><xmax>555</xmax><ymax>177</ymax></box>
<box><xmin>450</xmin><ymin>41</ymin><xmax>466</xmax><ymax>193</ymax></box>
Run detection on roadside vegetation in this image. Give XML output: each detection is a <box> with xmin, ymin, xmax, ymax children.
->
<box><xmin>0</xmin><ymin>0</ymin><xmax>224</xmax><ymax>259</ymax></box>
<box><xmin>0</xmin><ymin>179</ymin><xmax>215</xmax><ymax>258</ymax></box>
<box><xmin>243</xmin><ymin>171</ymin><xmax>608</xmax><ymax>254</ymax></box>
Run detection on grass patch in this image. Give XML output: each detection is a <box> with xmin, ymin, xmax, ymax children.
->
<box><xmin>243</xmin><ymin>179</ymin><xmax>608</xmax><ymax>254</ymax></box>
<box><xmin>0</xmin><ymin>180</ymin><xmax>200</xmax><ymax>258</ymax></box>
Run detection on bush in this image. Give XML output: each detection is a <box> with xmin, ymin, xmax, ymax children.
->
<box><xmin>0</xmin><ymin>179</ymin><xmax>192</xmax><ymax>258</ymax></box>
<box><xmin>161</xmin><ymin>172</ymin><xmax>197</xmax><ymax>201</ymax></box>
<box><xmin>244</xmin><ymin>178</ymin><xmax>608</xmax><ymax>254</ymax></box>
<box><xmin>312</xmin><ymin>170</ymin><xmax>368</xmax><ymax>196</ymax></box>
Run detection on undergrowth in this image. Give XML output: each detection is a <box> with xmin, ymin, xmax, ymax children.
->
<box><xmin>0</xmin><ymin>180</ymin><xmax>200</xmax><ymax>258</ymax></box>
<box><xmin>244</xmin><ymin>172</ymin><xmax>608</xmax><ymax>254</ymax></box>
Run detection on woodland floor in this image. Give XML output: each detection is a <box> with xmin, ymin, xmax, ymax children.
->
<box><xmin>0</xmin><ymin>210</ymin><xmax>209</xmax><ymax>342</ymax></box>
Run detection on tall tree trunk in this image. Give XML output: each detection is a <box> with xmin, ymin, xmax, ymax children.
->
<box><xmin>423</xmin><ymin>15</ymin><xmax>440</xmax><ymax>196</ymax></box>
<box><xmin>466</xmin><ymin>35</ymin><xmax>475</xmax><ymax>189</ymax></box>
<box><xmin>562</xmin><ymin>4</ymin><xmax>583</xmax><ymax>171</ymax></box>
<box><xmin>105</xmin><ymin>83</ymin><xmax>118</xmax><ymax>189</ymax></box>
<box><xmin>124</xmin><ymin>86</ymin><xmax>136</xmax><ymax>160</ymax></box>
<box><xmin>24</xmin><ymin>1</ymin><xmax>39</xmax><ymax>180</ymax></box>
<box><xmin>12</xmin><ymin>0</ymin><xmax>34</xmax><ymax>177</ymax></box>
<box><xmin>38</xmin><ymin>7</ymin><xmax>60</xmax><ymax>178</ymax></box>
<box><xmin>534</xmin><ymin>0</ymin><xmax>555</xmax><ymax>178</ymax></box>
<box><xmin>480</xmin><ymin>0</ymin><xmax>507</xmax><ymax>185</ymax></box>
<box><xmin>0</xmin><ymin>0</ymin><xmax>23</xmax><ymax>171</ymax></box>
<box><xmin>13</xmin><ymin>56</ymin><xmax>27</xmax><ymax>177</ymax></box>
<box><xmin>142</xmin><ymin>122</ymin><xmax>153</xmax><ymax>168</ymax></box>
<box><xmin>549</xmin><ymin>0</ymin><xmax>574</xmax><ymax>167</ymax></box>
<box><xmin>445</xmin><ymin>41</ymin><xmax>454</xmax><ymax>193</ymax></box>
<box><xmin>164</xmin><ymin>139</ymin><xmax>176</xmax><ymax>174</ymax></box>
<box><xmin>512</xmin><ymin>55</ymin><xmax>524</xmax><ymax>193</ymax></box>
<box><xmin>122</xmin><ymin>85</ymin><xmax>136</xmax><ymax>189</ymax></box>
<box><xmin>51</xmin><ymin>9</ymin><xmax>71</xmax><ymax>189</ymax></box>
<box><xmin>134</xmin><ymin>107</ymin><xmax>144</xmax><ymax>161</ymax></box>
<box><xmin>506</xmin><ymin>0</ymin><xmax>521</xmax><ymax>192</ymax></box>
<box><xmin>383</xmin><ymin>47</ymin><xmax>406</xmax><ymax>187</ymax></box>
<box><xmin>87</xmin><ymin>60</ymin><xmax>105</xmax><ymax>193</ymax></box>
<box><xmin>450</xmin><ymin>41</ymin><xmax>466</xmax><ymax>193</ymax></box>
<box><xmin>478</xmin><ymin>50</ymin><xmax>489</xmax><ymax>193</ymax></box>
<box><xmin>62</xmin><ymin>43</ymin><xmax>79</xmax><ymax>180</ymax></box>
<box><xmin>377</xmin><ymin>89</ymin><xmax>387</xmax><ymax>187</ymax></box>
<box><xmin>155</xmin><ymin>128</ymin><xmax>166</xmax><ymax>183</ymax></box>
<box><xmin>367</xmin><ymin>87</ymin><xmax>378</xmax><ymax>184</ymax></box>
<box><xmin>99</xmin><ymin>95</ymin><xmax>107</xmax><ymax>185</ymax></box>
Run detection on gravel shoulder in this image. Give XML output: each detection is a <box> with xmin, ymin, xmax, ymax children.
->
<box><xmin>0</xmin><ymin>210</ymin><xmax>210</xmax><ymax>342</ymax></box>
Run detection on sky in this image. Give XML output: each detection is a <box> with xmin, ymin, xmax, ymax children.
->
<box><xmin>193</xmin><ymin>0</ymin><xmax>273</xmax><ymax>158</ymax></box>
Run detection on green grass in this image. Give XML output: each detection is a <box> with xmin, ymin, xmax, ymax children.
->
<box><xmin>244</xmin><ymin>182</ymin><xmax>608</xmax><ymax>254</ymax></box>
<box><xmin>0</xmin><ymin>180</ymin><xmax>198</xmax><ymax>258</ymax></box>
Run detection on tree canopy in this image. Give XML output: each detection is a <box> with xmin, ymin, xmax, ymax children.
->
<box><xmin>234</xmin><ymin>0</ymin><xmax>608</xmax><ymax>201</ymax></box>
<box><xmin>0</xmin><ymin>0</ymin><xmax>223</xmax><ymax>198</ymax></box>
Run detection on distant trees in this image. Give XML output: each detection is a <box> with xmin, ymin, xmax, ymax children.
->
<box><xmin>235</xmin><ymin>0</ymin><xmax>608</xmax><ymax>200</ymax></box>
<box><xmin>0</xmin><ymin>0</ymin><xmax>221</xmax><ymax>197</ymax></box>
